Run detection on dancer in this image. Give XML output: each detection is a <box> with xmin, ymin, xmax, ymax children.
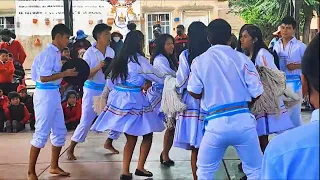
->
<box><xmin>273</xmin><ymin>16</ymin><xmax>307</xmax><ymax>127</ymax></box>
<box><xmin>174</xmin><ymin>21</ymin><xmax>210</xmax><ymax>180</ymax></box>
<box><xmin>148</xmin><ymin>34</ymin><xmax>178</xmax><ymax>167</ymax></box>
<box><xmin>28</xmin><ymin>24</ymin><xmax>77</xmax><ymax>180</ymax></box>
<box><xmin>90</xmin><ymin>30</ymin><xmax>166</xmax><ymax>180</ymax></box>
<box><xmin>190</xmin><ymin>19</ymin><xmax>263</xmax><ymax>179</ymax></box>
<box><xmin>67</xmin><ymin>23</ymin><xmax>118</xmax><ymax>161</ymax></box>
<box><xmin>261</xmin><ymin>33</ymin><xmax>319</xmax><ymax>179</ymax></box>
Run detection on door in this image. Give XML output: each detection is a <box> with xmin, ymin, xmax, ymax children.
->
<box><xmin>183</xmin><ymin>11</ymin><xmax>209</xmax><ymax>30</ymax></box>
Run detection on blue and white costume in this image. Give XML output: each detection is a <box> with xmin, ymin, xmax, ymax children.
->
<box><xmin>254</xmin><ymin>49</ymin><xmax>294</xmax><ymax>136</ymax></box>
<box><xmin>71</xmin><ymin>43</ymin><xmax>120</xmax><ymax>143</ymax></box>
<box><xmin>273</xmin><ymin>37</ymin><xmax>307</xmax><ymax>127</ymax></box>
<box><xmin>90</xmin><ymin>54</ymin><xmax>166</xmax><ymax>136</ymax></box>
<box><xmin>146</xmin><ymin>54</ymin><xmax>176</xmax><ymax>121</ymax></box>
<box><xmin>30</xmin><ymin>43</ymin><xmax>66</xmax><ymax>148</ymax></box>
<box><xmin>173</xmin><ymin>50</ymin><xmax>206</xmax><ymax>150</ymax></box>
<box><xmin>189</xmin><ymin>45</ymin><xmax>264</xmax><ymax>179</ymax></box>
<box><xmin>261</xmin><ymin>109</ymin><xmax>319</xmax><ymax>179</ymax></box>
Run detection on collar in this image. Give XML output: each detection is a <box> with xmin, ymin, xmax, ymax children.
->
<box><xmin>210</xmin><ymin>44</ymin><xmax>233</xmax><ymax>51</ymax></box>
<box><xmin>279</xmin><ymin>37</ymin><xmax>297</xmax><ymax>44</ymax></box>
<box><xmin>67</xmin><ymin>103</ymin><xmax>76</xmax><ymax>107</ymax></box>
<box><xmin>92</xmin><ymin>42</ymin><xmax>110</xmax><ymax>58</ymax></box>
<box><xmin>6</xmin><ymin>38</ymin><xmax>14</xmax><ymax>45</ymax></box>
<box><xmin>176</xmin><ymin>34</ymin><xmax>187</xmax><ymax>39</ymax></box>
<box><xmin>48</xmin><ymin>43</ymin><xmax>60</xmax><ymax>52</ymax></box>
<box><xmin>310</xmin><ymin>109</ymin><xmax>319</xmax><ymax>122</ymax></box>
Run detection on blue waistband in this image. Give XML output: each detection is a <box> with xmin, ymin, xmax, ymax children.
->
<box><xmin>84</xmin><ymin>80</ymin><xmax>105</xmax><ymax>91</ymax></box>
<box><xmin>35</xmin><ymin>82</ymin><xmax>60</xmax><ymax>90</ymax></box>
<box><xmin>205</xmin><ymin>101</ymin><xmax>249</xmax><ymax>121</ymax></box>
<box><xmin>115</xmin><ymin>82</ymin><xmax>141</xmax><ymax>92</ymax></box>
<box><xmin>286</xmin><ymin>75</ymin><xmax>301</xmax><ymax>80</ymax></box>
<box><xmin>154</xmin><ymin>84</ymin><xmax>164</xmax><ymax>89</ymax></box>
<box><xmin>286</xmin><ymin>75</ymin><xmax>301</xmax><ymax>92</ymax></box>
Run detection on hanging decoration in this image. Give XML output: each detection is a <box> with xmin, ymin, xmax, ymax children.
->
<box><xmin>32</xmin><ymin>16</ymin><xmax>38</xmax><ymax>24</ymax></box>
<box><xmin>44</xmin><ymin>18</ymin><xmax>50</xmax><ymax>25</ymax></box>
<box><xmin>107</xmin><ymin>0</ymin><xmax>137</xmax><ymax>29</ymax></box>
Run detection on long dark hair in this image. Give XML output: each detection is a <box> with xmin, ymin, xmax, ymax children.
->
<box><xmin>241</xmin><ymin>25</ymin><xmax>269</xmax><ymax>64</ymax></box>
<box><xmin>150</xmin><ymin>34</ymin><xmax>178</xmax><ymax>71</ymax></box>
<box><xmin>109</xmin><ymin>30</ymin><xmax>145</xmax><ymax>82</ymax></box>
<box><xmin>236</xmin><ymin>24</ymin><xmax>251</xmax><ymax>54</ymax></box>
<box><xmin>187</xmin><ymin>21</ymin><xmax>210</xmax><ymax>66</ymax></box>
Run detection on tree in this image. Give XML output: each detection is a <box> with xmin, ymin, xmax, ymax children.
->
<box><xmin>229</xmin><ymin>0</ymin><xmax>319</xmax><ymax>43</ymax></box>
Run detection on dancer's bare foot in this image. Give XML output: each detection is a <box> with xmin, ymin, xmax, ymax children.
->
<box><xmin>49</xmin><ymin>167</ymin><xmax>70</xmax><ymax>176</ymax></box>
<box><xmin>104</xmin><ymin>140</ymin><xmax>120</xmax><ymax>154</ymax></box>
<box><xmin>27</xmin><ymin>172</ymin><xmax>38</xmax><ymax>180</ymax></box>
<box><xmin>67</xmin><ymin>149</ymin><xmax>77</xmax><ymax>160</ymax></box>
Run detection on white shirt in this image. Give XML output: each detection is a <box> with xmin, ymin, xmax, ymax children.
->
<box><xmin>255</xmin><ymin>48</ymin><xmax>278</xmax><ymax>69</ymax></box>
<box><xmin>31</xmin><ymin>43</ymin><xmax>62</xmax><ymax>85</ymax></box>
<box><xmin>83</xmin><ymin>42</ymin><xmax>115</xmax><ymax>84</ymax></box>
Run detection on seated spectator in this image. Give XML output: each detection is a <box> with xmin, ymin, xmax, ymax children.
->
<box><xmin>0</xmin><ymin>89</ymin><xmax>8</xmax><ymax>132</ymax></box>
<box><xmin>62</xmin><ymin>47</ymin><xmax>71</xmax><ymax>59</ymax></box>
<box><xmin>0</xmin><ymin>49</ymin><xmax>15</xmax><ymax>95</ymax></box>
<box><xmin>9</xmin><ymin>53</ymin><xmax>25</xmax><ymax>91</ymax></box>
<box><xmin>0</xmin><ymin>29</ymin><xmax>27</xmax><ymax>65</ymax></box>
<box><xmin>5</xmin><ymin>92</ymin><xmax>30</xmax><ymax>133</ymax></box>
<box><xmin>17</xmin><ymin>85</ymin><xmax>35</xmax><ymax>130</ymax></box>
<box><xmin>62</xmin><ymin>91</ymin><xmax>81</xmax><ymax>131</ymax></box>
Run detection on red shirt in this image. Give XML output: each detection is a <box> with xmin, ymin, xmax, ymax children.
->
<box><xmin>62</xmin><ymin>101</ymin><xmax>81</xmax><ymax>123</ymax></box>
<box><xmin>0</xmin><ymin>40</ymin><xmax>27</xmax><ymax>65</ymax></box>
<box><xmin>0</xmin><ymin>96</ymin><xmax>9</xmax><ymax>109</ymax></box>
<box><xmin>0</xmin><ymin>60</ymin><xmax>15</xmax><ymax>83</ymax></box>
<box><xmin>5</xmin><ymin>104</ymin><xmax>30</xmax><ymax>124</ymax></box>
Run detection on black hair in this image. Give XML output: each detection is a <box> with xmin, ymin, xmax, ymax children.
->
<box><xmin>109</xmin><ymin>30</ymin><xmax>145</xmax><ymax>82</ymax></box>
<box><xmin>127</xmin><ymin>22</ymin><xmax>137</xmax><ymax>31</ymax></box>
<box><xmin>8</xmin><ymin>91</ymin><xmax>20</xmax><ymax>101</ymax></box>
<box><xmin>177</xmin><ymin>24</ymin><xmax>185</xmax><ymax>30</ymax></box>
<box><xmin>150</xmin><ymin>34</ymin><xmax>178</xmax><ymax>71</ymax></box>
<box><xmin>236</xmin><ymin>24</ymin><xmax>251</xmax><ymax>53</ymax></box>
<box><xmin>63</xmin><ymin>47</ymin><xmax>69</xmax><ymax>51</ymax></box>
<box><xmin>302</xmin><ymin>33</ymin><xmax>319</xmax><ymax>93</ymax></box>
<box><xmin>51</xmin><ymin>24</ymin><xmax>71</xmax><ymax>40</ymax></box>
<box><xmin>0</xmin><ymin>48</ymin><xmax>9</xmax><ymax>55</ymax></box>
<box><xmin>229</xmin><ymin>33</ymin><xmax>238</xmax><ymax>49</ymax></box>
<box><xmin>66</xmin><ymin>90</ymin><xmax>78</xmax><ymax>99</ymax></box>
<box><xmin>92</xmin><ymin>23</ymin><xmax>112</xmax><ymax>41</ymax></box>
<box><xmin>187</xmin><ymin>21</ymin><xmax>210</xmax><ymax>66</ymax></box>
<box><xmin>280</xmin><ymin>16</ymin><xmax>297</xmax><ymax>29</ymax></box>
<box><xmin>240</xmin><ymin>25</ymin><xmax>269</xmax><ymax>64</ymax></box>
<box><xmin>207</xmin><ymin>19</ymin><xmax>232</xmax><ymax>46</ymax></box>
<box><xmin>153</xmin><ymin>24</ymin><xmax>161</xmax><ymax>29</ymax></box>
<box><xmin>61</xmin><ymin>56</ymin><xmax>69</xmax><ymax>61</ymax></box>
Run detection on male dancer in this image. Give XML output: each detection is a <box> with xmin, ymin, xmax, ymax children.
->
<box><xmin>28</xmin><ymin>24</ymin><xmax>78</xmax><ymax>180</ymax></box>
<box><xmin>67</xmin><ymin>23</ymin><xmax>119</xmax><ymax>160</ymax></box>
<box><xmin>273</xmin><ymin>16</ymin><xmax>307</xmax><ymax>127</ymax></box>
<box><xmin>188</xmin><ymin>19</ymin><xmax>264</xmax><ymax>179</ymax></box>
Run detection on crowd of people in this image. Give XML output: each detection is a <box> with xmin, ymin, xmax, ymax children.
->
<box><xmin>0</xmin><ymin>15</ymin><xmax>318</xmax><ymax>180</ymax></box>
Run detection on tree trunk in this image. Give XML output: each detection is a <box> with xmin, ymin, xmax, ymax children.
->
<box><xmin>302</xmin><ymin>3</ymin><xmax>314</xmax><ymax>44</ymax></box>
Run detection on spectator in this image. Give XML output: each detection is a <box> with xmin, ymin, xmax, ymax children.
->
<box><xmin>149</xmin><ymin>24</ymin><xmax>162</xmax><ymax>56</ymax></box>
<box><xmin>0</xmin><ymin>29</ymin><xmax>27</xmax><ymax>65</ymax></box>
<box><xmin>0</xmin><ymin>89</ymin><xmax>8</xmax><ymax>132</ymax></box>
<box><xmin>5</xmin><ymin>91</ymin><xmax>30</xmax><ymax>133</ymax></box>
<box><xmin>174</xmin><ymin>24</ymin><xmax>188</xmax><ymax>59</ymax></box>
<box><xmin>127</xmin><ymin>22</ymin><xmax>136</xmax><ymax>32</ymax></box>
<box><xmin>228</xmin><ymin>33</ymin><xmax>238</xmax><ymax>49</ymax></box>
<box><xmin>17</xmin><ymin>85</ymin><xmax>35</xmax><ymax>130</ymax></box>
<box><xmin>62</xmin><ymin>47</ymin><xmax>71</xmax><ymax>59</ymax></box>
<box><xmin>71</xmin><ymin>30</ymin><xmax>91</xmax><ymax>59</ymax></box>
<box><xmin>0</xmin><ymin>49</ymin><xmax>15</xmax><ymax>95</ymax></box>
<box><xmin>110</xmin><ymin>31</ymin><xmax>124</xmax><ymax>57</ymax></box>
<box><xmin>268</xmin><ymin>26</ymin><xmax>281</xmax><ymax>50</ymax></box>
<box><xmin>9</xmin><ymin>53</ymin><xmax>25</xmax><ymax>91</ymax></box>
<box><xmin>62</xmin><ymin>91</ymin><xmax>81</xmax><ymax>131</ymax></box>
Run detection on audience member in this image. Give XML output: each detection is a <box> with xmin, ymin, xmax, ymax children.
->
<box><xmin>0</xmin><ymin>29</ymin><xmax>27</xmax><ymax>65</ymax></box>
<box><xmin>0</xmin><ymin>89</ymin><xmax>8</xmax><ymax>132</ymax></box>
<box><xmin>17</xmin><ymin>85</ymin><xmax>35</xmax><ymax>130</ymax></box>
<box><xmin>5</xmin><ymin>91</ymin><xmax>30</xmax><ymax>133</ymax></box>
<box><xmin>174</xmin><ymin>24</ymin><xmax>188</xmax><ymax>59</ymax></box>
<box><xmin>62</xmin><ymin>91</ymin><xmax>81</xmax><ymax>131</ymax></box>
<box><xmin>62</xmin><ymin>47</ymin><xmax>71</xmax><ymax>59</ymax></box>
<box><xmin>0</xmin><ymin>49</ymin><xmax>15</xmax><ymax>95</ymax></box>
<box><xmin>9</xmin><ymin>53</ymin><xmax>25</xmax><ymax>91</ymax></box>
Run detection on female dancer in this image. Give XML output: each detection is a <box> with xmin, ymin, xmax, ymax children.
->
<box><xmin>90</xmin><ymin>30</ymin><xmax>166</xmax><ymax>180</ymax></box>
<box><xmin>147</xmin><ymin>34</ymin><xmax>179</xmax><ymax>167</ymax></box>
<box><xmin>174</xmin><ymin>21</ymin><xmax>210</xmax><ymax>180</ymax></box>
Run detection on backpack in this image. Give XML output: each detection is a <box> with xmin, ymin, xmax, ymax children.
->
<box><xmin>269</xmin><ymin>48</ymin><xmax>280</xmax><ymax>70</ymax></box>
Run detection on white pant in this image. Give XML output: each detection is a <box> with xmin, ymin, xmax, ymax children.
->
<box><xmin>288</xmin><ymin>103</ymin><xmax>302</xmax><ymax>127</ymax></box>
<box><xmin>197</xmin><ymin>113</ymin><xmax>262</xmax><ymax>179</ymax></box>
<box><xmin>71</xmin><ymin>87</ymin><xmax>120</xmax><ymax>143</ymax></box>
<box><xmin>31</xmin><ymin>89</ymin><xmax>67</xmax><ymax>148</ymax></box>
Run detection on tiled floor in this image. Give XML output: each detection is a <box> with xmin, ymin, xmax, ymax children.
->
<box><xmin>0</xmin><ymin>112</ymin><xmax>312</xmax><ymax>180</ymax></box>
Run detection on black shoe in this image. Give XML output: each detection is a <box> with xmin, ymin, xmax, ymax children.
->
<box><xmin>135</xmin><ymin>169</ymin><xmax>153</xmax><ymax>177</ymax></box>
<box><xmin>160</xmin><ymin>153</ymin><xmax>174</xmax><ymax>167</ymax></box>
<box><xmin>120</xmin><ymin>174</ymin><xmax>132</xmax><ymax>180</ymax></box>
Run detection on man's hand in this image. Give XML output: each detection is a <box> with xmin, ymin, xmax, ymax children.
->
<box><xmin>287</xmin><ymin>63</ymin><xmax>301</xmax><ymax>71</ymax></box>
<box><xmin>97</xmin><ymin>61</ymin><xmax>105</xmax><ymax>70</ymax></box>
<box><xmin>63</xmin><ymin>68</ymin><xmax>78</xmax><ymax>77</ymax></box>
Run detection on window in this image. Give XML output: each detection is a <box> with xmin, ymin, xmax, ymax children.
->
<box><xmin>147</xmin><ymin>13</ymin><xmax>170</xmax><ymax>42</ymax></box>
<box><xmin>0</xmin><ymin>16</ymin><xmax>15</xmax><ymax>33</ymax></box>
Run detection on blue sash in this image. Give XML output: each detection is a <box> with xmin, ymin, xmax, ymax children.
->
<box><xmin>286</xmin><ymin>75</ymin><xmax>301</xmax><ymax>93</ymax></box>
<box><xmin>35</xmin><ymin>82</ymin><xmax>59</xmax><ymax>90</ymax></box>
<box><xmin>84</xmin><ymin>80</ymin><xmax>105</xmax><ymax>91</ymax></box>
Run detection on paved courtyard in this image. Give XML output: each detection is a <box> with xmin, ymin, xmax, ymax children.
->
<box><xmin>0</xmin><ymin>111</ymin><xmax>312</xmax><ymax>180</ymax></box>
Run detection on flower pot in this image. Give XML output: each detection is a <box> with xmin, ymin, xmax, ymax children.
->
<box><xmin>89</xmin><ymin>20</ymin><xmax>94</xmax><ymax>25</ymax></box>
<box><xmin>34</xmin><ymin>38</ymin><xmax>41</xmax><ymax>46</ymax></box>
<box><xmin>107</xmin><ymin>18</ymin><xmax>114</xmax><ymax>25</ymax></box>
<box><xmin>33</xmin><ymin>19</ymin><xmax>38</xmax><ymax>24</ymax></box>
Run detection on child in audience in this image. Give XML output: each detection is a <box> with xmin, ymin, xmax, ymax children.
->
<box><xmin>0</xmin><ymin>88</ymin><xmax>8</xmax><ymax>132</ymax></box>
<box><xmin>0</xmin><ymin>49</ymin><xmax>15</xmax><ymax>95</ymax></box>
<box><xmin>62</xmin><ymin>91</ymin><xmax>81</xmax><ymax>131</ymax></box>
<box><xmin>62</xmin><ymin>47</ymin><xmax>71</xmax><ymax>59</ymax></box>
<box><xmin>60</xmin><ymin>56</ymin><xmax>73</xmax><ymax>102</ymax></box>
<box><xmin>5</xmin><ymin>91</ymin><xmax>30</xmax><ymax>133</ymax></box>
<box><xmin>17</xmin><ymin>85</ymin><xmax>35</xmax><ymax>130</ymax></box>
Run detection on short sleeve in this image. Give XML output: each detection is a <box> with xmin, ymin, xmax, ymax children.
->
<box><xmin>82</xmin><ymin>50</ymin><xmax>92</xmax><ymax>67</ymax></box>
<box><xmin>107</xmin><ymin>47</ymin><xmax>115</xmax><ymax>59</ymax></box>
<box><xmin>187</xmin><ymin>60</ymin><xmax>203</xmax><ymax>94</ymax></box>
<box><xmin>153</xmin><ymin>55</ymin><xmax>176</xmax><ymax>76</ymax></box>
<box><xmin>38</xmin><ymin>51</ymin><xmax>55</xmax><ymax>77</ymax></box>
<box><xmin>176</xmin><ymin>50</ymin><xmax>190</xmax><ymax>92</ymax></box>
<box><xmin>244</xmin><ymin>62</ymin><xmax>264</xmax><ymax>98</ymax></box>
<box><xmin>256</xmin><ymin>49</ymin><xmax>278</xmax><ymax>70</ymax></box>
